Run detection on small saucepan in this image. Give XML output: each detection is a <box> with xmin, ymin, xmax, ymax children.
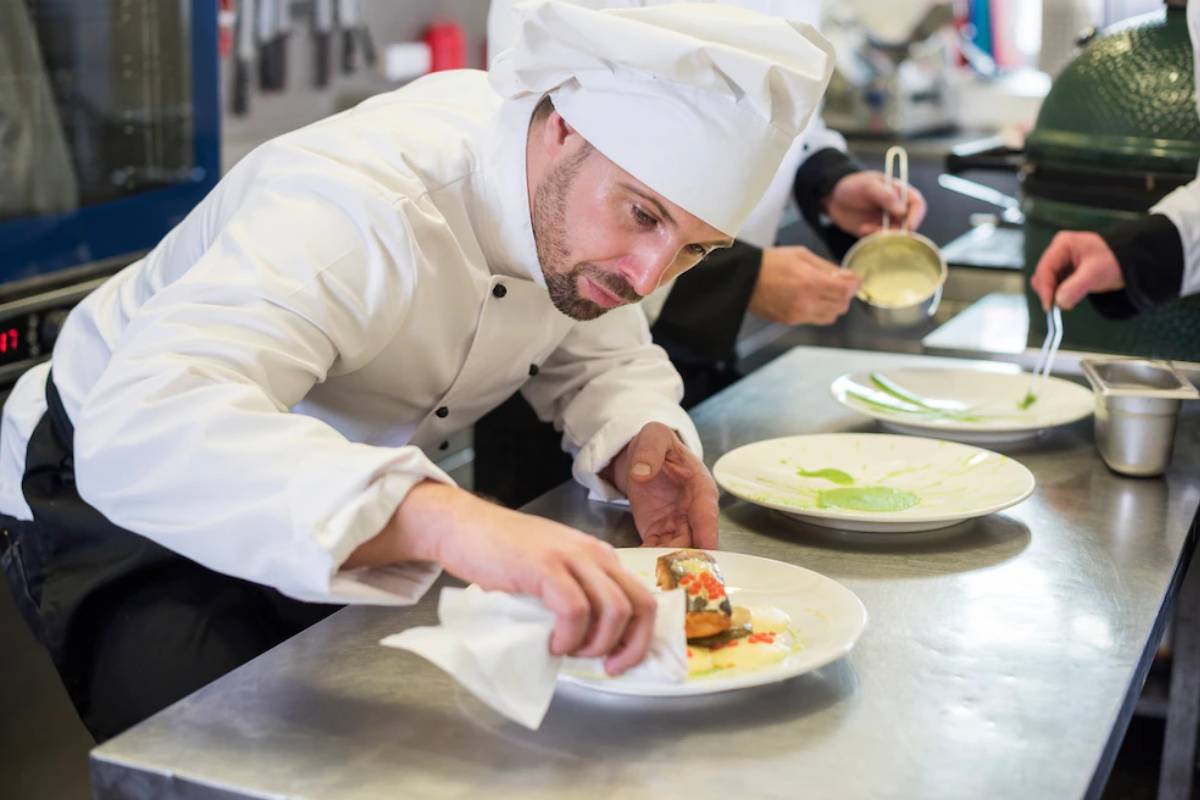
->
<box><xmin>841</xmin><ymin>146</ymin><xmax>947</xmax><ymax>329</ymax></box>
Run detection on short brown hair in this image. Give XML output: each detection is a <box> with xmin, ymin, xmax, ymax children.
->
<box><xmin>532</xmin><ymin>94</ymin><xmax>555</xmax><ymax>122</ymax></box>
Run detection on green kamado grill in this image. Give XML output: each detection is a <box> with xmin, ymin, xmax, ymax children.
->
<box><xmin>1023</xmin><ymin>2</ymin><xmax>1200</xmax><ymax>360</ymax></box>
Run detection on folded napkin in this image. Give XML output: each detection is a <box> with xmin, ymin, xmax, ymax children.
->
<box><xmin>380</xmin><ymin>585</ymin><xmax>686</xmax><ymax>729</ymax></box>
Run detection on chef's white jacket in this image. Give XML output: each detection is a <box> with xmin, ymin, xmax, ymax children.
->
<box><xmin>0</xmin><ymin>71</ymin><xmax>701</xmax><ymax>605</ymax></box>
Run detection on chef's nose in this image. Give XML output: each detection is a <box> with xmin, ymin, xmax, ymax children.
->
<box><xmin>618</xmin><ymin>245</ymin><xmax>676</xmax><ymax>297</ymax></box>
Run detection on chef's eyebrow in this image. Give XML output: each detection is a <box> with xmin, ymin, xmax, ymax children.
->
<box><xmin>621</xmin><ymin>183</ymin><xmax>734</xmax><ymax>248</ymax></box>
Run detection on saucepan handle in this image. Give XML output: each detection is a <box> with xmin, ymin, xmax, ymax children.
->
<box><xmin>883</xmin><ymin>145</ymin><xmax>910</xmax><ymax>233</ymax></box>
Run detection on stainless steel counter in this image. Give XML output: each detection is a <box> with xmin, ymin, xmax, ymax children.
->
<box><xmin>91</xmin><ymin>347</ymin><xmax>1200</xmax><ymax>800</ymax></box>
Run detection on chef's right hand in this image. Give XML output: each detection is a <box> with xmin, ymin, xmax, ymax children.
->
<box><xmin>748</xmin><ymin>246</ymin><xmax>861</xmax><ymax>326</ymax></box>
<box><xmin>353</xmin><ymin>482</ymin><xmax>656</xmax><ymax>676</ymax></box>
<box><xmin>1030</xmin><ymin>231</ymin><xmax>1125</xmax><ymax>311</ymax></box>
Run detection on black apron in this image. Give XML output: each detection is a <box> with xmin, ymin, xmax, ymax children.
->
<box><xmin>2</xmin><ymin>374</ymin><xmax>176</xmax><ymax>689</ymax></box>
<box><xmin>0</xmin><ymin>372</ymin><xmax>337</xmax><ymax>740</ymax></box>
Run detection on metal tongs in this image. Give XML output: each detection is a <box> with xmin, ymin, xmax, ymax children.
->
<box><xmin>882</xmin><ymin>145</ymin><xmax>911</xmax><ymax>234</ymax></box>
<box><xmin>1022</xmin><ymin>305</ymin><xmax>1063</xmax><ymax>409</ymax></box>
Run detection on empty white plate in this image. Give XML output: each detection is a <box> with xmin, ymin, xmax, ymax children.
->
<box><xmin>713</xmin><ymin>433</ymin><xmax>1035</xmax><ymax>533</ymax></box>
<box><xmin>831</xmin><ymin>367</ymin><xmax>1093</xmax><ymax>443</ymax></box>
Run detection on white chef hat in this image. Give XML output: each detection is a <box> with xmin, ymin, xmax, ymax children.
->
<box><xmin>489</xmin><ymin>0</ymin><xmax>835</xmax><ymax>236</ymax></box>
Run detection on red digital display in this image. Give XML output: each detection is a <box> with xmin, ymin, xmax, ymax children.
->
<box><xmin>0</xmin><ymin>321</ymin><xmax>30</xmax><ymax>366</ymax></box>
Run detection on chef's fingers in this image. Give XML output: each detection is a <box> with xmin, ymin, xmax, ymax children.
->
<box><xmin>565</xmin><ymin>560</ymin><xmax>635</xmax><ymax>659</ymax></box>
<box><xmin>688</xmin><ymin>489</ymin><xmax>720</xmax><ymax>551</ymax></box>
<box><xmin>600</xmin><ymin>566</ymin><xmax>658</xmax><ymax>675</ymax></box>
<box><xmin>867</xmin><ymin>175</ymin><xmax>908</xmax><ymax>219</ymax></box>
<box><xmin>1031</xmin><ymin>233</ymin><xmax>1078</xmax><ymax>311</ymax></box>
<box><xmin>793</xmin><ymin>247</ymin><xmax>840</xmax><ymax>273</ymax></box>
<box><xmin>628</xmin><ymin>422</ymin><xmax>673</xmax><ymax>483</ymax></box>
<box><xmin>682</xmin><ymin>463</ymin><xmax>720</xmax><ymax>550</ymax></box>
<box><xmin>813</xmin><ymin>274</ymin><xmax>860</xmax><ymax>303</ymax></box>
<box><xmin>540</xmin><ymin>567</ymin><xmax>596</xmax><ymax>656</ymax></box>
<box><xmin>658</xmin><ymin>450</ymin><xmax>719</xmax><ymax>551</ymax></box>
<box><xmin>640</xmin><ymin>518</ymin><xmax>694</xmax><ymax>550</ymax></box>
<box><xmin>1054</xmin><ymin>261</ymin><xmax>1106</xmax><ymax>311</ymax></box>
<box><xmin>816</xmin><ymin>278</ymin><xmax>864</xmax><ymax>307</ymax></box>
<box><xmin>798</xmin><ymin>254</ymin><xmax>858</xmax><ymax>290</ymax></box>
<box><xmin>904</xmin><ymin>186</ymin><xmax>928</xmax><ymax>231</ymax></box>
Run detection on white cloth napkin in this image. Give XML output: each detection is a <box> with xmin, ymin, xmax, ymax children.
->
<box><xmin>380</xmin><ymin>585</ymin><xmax>686</xmax><ymax>729</ymax></box>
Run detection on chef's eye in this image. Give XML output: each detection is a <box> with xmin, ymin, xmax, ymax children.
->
<box><xmin>632</xmin><ymin>205</ymin><xmax>658</xmax><ymax>229</ymax></box>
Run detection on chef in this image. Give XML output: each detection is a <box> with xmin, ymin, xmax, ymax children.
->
<box><xmin>1030</xmin><ymin>2</ymin><xmax>1200</xmax><ymax>316</ymax></box>
<box><xmin>478</xmin><ymin>0</ymin><xmax>928</xmax><ymax>509</ymax></box>
<box><xmin>0</xmin><ymin>1</ymin><xmax>834</xmax><ymax>740</ymax></box>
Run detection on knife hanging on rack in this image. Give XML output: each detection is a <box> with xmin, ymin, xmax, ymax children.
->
<box><xmin>274</xmin><ymin>0</ymin><xmax>291</xmax><ymax>90</ymax></box>
<box><xmin>257</xmin><ymin>0</ymin><xmax>277</xmax><ymax>90</ymax></box>
<box><xmin>313</xmin><ymin>0</ymin><xmax>334</xmax><ymax>87</ymax></box>
<box><xmin>232</xmin><ymin>0</ymin><xmax>256</xmax><ymax>114</ymax></box>
<box><xmin>338</xmin><ymin>0</ymin><xmax>358</xmax><ymax>74</ymax></box>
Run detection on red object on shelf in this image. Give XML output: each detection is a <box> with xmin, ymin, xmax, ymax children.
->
<box><xmin>424</xmin><ymin>20</ymin><xmax>466</xmax><ymax>72</ymax></box>
<box><xmin>218</xmin><ymin>0</ymin><xmax>236</xmax><ymax>59</ymax></box>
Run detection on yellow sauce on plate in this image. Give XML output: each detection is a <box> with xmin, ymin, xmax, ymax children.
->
<box><xmin>687</xmin><ymin>606</ymin><xmax>799</xmax><ymax>679</ymax></box>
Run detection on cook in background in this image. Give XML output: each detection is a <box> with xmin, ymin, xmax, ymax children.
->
<box><xmin>0</xmin><ymin>2</ymin><xmax>835</xmax><ymax>741</ymax></box>
<box><xmin>1031</xmin><ymin>1</ymin><xmax>1200</xmax><ymax>317</ymax></box>
<box><xmin>475</xmin><ymin>0</ymin><xmax>928</xmax><ymax>509</ymax></box>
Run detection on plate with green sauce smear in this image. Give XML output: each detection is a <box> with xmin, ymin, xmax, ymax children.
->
<box><xmin>713</xmin><ymin>433</ymin><xmax>1035</xmax><ymax>533</ymax></box>
<box><xmin>831</xmin><ymin>366</ymin><xmax>1093</xmax><ymax>444</ymax></box>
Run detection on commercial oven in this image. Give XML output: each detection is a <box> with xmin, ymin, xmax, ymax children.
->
<box><xmin>0</xmin><ymin>0</ymin><xmax>219</xmax><ymax>392</ymax></box>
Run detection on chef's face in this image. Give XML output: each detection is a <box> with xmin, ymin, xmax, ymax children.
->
<box><xmin>531</xmin><ymin>113</ymin><xmax>732</xmax><ymax>321</ymax></box>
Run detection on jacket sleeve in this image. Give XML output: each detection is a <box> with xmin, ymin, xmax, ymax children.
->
<box><xmin>519</xmin><ymin>304</ymin><xmax>701</xmax><ymax>501</ymax></box>
<box><xmin>72</xmin><ymin>184</ymin><xmax>449</xmax><ymax>605</ymax></box>
<box><xmin>1156</xmin><ymin>0</ymin><xmax>1200</xmax><ymax>301</ymax></box>
<box><xmin>1146</xmin><ymin>178</ymin><xmax>1200</xmax><ymax>298</ymax></box>
<box><xmin>792</xmin><ymin>145</ymin><xmax>862</xmax><ymax>261</ymax></box>
<box><xmin>1093</xmin><ymin>213</ymin><xmax>1186</xmax><ymax>319</ymax></box>
<box><xmin>1091</xmin><ymin>0</ymin><xmax>1200</xmax><ymax>317</ymax></box>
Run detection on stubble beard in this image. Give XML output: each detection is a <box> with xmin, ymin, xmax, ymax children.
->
<box><xmin>532</xmin><ymin>146</ymin><xmax>638</xmax><ymax>321</ymax></box>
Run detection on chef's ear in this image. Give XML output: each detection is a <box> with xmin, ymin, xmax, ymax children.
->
<box><xmin>542</xmin><ymin>110</ymin><xmax>581</xmax><ymax>150</ymax></box>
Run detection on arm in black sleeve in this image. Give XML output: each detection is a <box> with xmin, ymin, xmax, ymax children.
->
<box><xmin>793</xmin><ymin>147</ymin><xmax>862</xmax><ymax>261</ymax></box>
<box><xmin>1091</xmin><ymin>214</ymin><xmax>1185</xmax><ymax>319</ymax></box>
<box><xmin>651</xmin><ymin>240</ymin><xmax>762</xmax><ymax>364</ymax></box>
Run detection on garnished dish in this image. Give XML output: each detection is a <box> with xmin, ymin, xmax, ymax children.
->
<box><xmin>656</xmin><ymin>549</ymin><xmax>799</xmax><ymax>679</ymax></box>
<box><xmin>557</xmin><ymin>548</ymin><xmax>867</xmax><ymax>697</ymax></box>
<box><xmin>656</xmin><ymin>549</ymin><xmax>733</xmax><ymax>637</ymax></box>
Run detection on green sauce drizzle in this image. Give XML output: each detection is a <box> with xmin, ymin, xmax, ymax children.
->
<box><xmin>796</xmin><ymin>467</ymin><xmax>854</xmax><ymax>485</ymax></box>
<box><xmin>816</xmin><ymin>486</ymin><xmax>921</xmax><ymax>512</ymax></box>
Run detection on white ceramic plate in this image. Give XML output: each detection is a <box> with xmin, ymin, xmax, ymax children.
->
<box><xmin>713</xmin><ymin>433</ymin><xmax>1035</xmax><ymax>533</ymax></box>
<box><xmin>831</xmin><ymin>367</ymin><xmax>1094</xmax><ymax>443</ymax></box>
<box><xmin>558</xmin><ymin>548</ymin><xmax>866</xmax><ymax>697</ymax></box>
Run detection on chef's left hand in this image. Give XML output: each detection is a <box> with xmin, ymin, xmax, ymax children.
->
<box><xmin>824</xmin><ymin>171</ymin><xmax>927</xmax><ymax>238</ymax></box>
<box><xmin>604</xmin><ymin>422</ymin><xmax>719</xmax><ymax>550</ymax></box>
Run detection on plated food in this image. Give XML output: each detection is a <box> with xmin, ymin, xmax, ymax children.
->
<box><xmin>831</xmin><ymin>367</ymin><xmax>1093</xmax><ymax>444</ymax></box>
<box><xmin>559</xmin><ymin>548</ymin><xmax>867</xmax><ymax>697</ymax></box>
<box><xmin>656</xmin><ymin>549</ymin><xmax>733</xmax><ymax>638</ymax></box>
<box><xmin>655</xmin><ymin>549</ymin><xmax>796</xmax><ymax>678</ymax></box>
<box><xmin>713</xmin><ymin>433</ymin><xmax>1035</xmax><ymax>533</ymax></box>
